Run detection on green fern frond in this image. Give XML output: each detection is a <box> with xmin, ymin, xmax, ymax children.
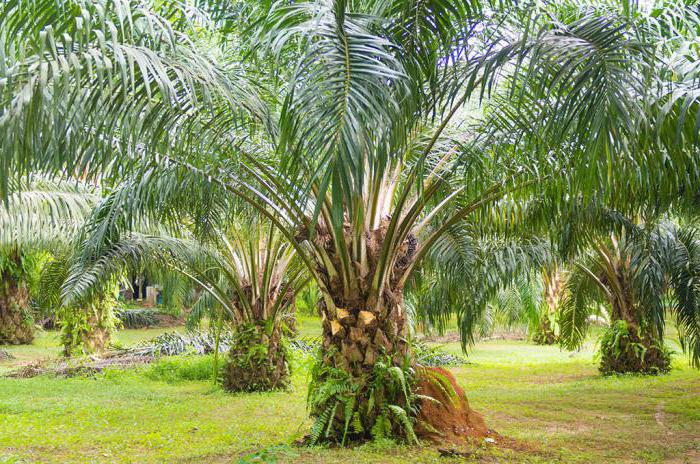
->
<box><xmin>387</xmin><ymin>404</ymin><xmax>418</xmax><ymax>445</ymax></box>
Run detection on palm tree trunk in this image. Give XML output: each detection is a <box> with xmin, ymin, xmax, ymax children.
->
<box><xmin>81</xmin><ymin>305</ymin><xmax>112</xmax><ymax>354</ymax></box>
<box><xmin>314</xmin><ymin>287</ymin><xmax>489</xmax><ymax>444</ymax></box>
<box><xmin>307</xmin><ymin>225</ymin><xmax>489</xmax><ymax>444</ymax></box>
<box><xmin>61</xmin><ymin>296</ymin><xmax>115</xmax><ymax>356</ymax></box>
<box><xmin>532</xmin><ymin>314</ymin><xmax>557</xmax><ymax>345</ymax></box>
<box><xmin>599</xmin><ymin>319</ymin><xmax>671</xmax><ymax>375</ymax></box>
<box><xmin>534</xmin><ymin>267</ymin><xmax>561</xmax><ymax>345</ymax></box>
<box><xmin>0</xmin><ymin>255</ymin><xmax>34</xmax><ymax>345</ymax></box>
<box><xmin>223</xmin><ymin>321</ymin><xmax>289</xmax><ymax>392</ymax></box>
<box><xmin>314</xmin><ymin>289</ymin><xmax>412</xmax><ymax>441</ymax></box>
<box><xmin>320</xmin><ymin>294</ymin><xmax>409</xmax><ymax>375</ymax></box>
<box><xmin>601</xmin><ymin>292</ymin><xmax>670</xmax><ymax>374</ymax></box>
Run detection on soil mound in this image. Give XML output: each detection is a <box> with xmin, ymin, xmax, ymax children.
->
<box><xmin>415</xmin><ymin>366</ymin><xmax>496</xmax><ymax>444</ymax></box>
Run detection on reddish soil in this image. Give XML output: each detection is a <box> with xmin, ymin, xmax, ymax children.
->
<box><xmin>415</xmin><ymin>367</ymin><xmax>541</xmax><ymax>457</ymax></box>
<box><xmin>415</xmin><ymin>366</ymin><xmax>495</xmax><ymax>444</ymax></box>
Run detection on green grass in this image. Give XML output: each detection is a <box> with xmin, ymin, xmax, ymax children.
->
<box><xmin>295</xmin><ymin>314</ymin><xmax>322</xmax><ymax>338</ymax></box>
<box><xmin>0</xmin><ymin>323</ymin><xmax>698</xmax><ymax>463</ymax></box>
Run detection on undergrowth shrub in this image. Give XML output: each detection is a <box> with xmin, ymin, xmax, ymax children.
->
<box><xmin>411</xmin><ymin>340</ymin><xmax>468</xmax><ymax>367</ymax></box>
<box><xmin>307</xmin><ymin>350</ymin><xmax>420</xmax><ymax>446</ymax></box>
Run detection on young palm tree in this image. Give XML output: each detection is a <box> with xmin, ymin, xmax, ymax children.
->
<box><xmin>67</xmin><ymin>215</ymin><xmax>309</xmax><ymax>391</ymax></box>
<box><xmin>2</xmin><ymin>0</ymin><xmax>699</xmax><ymax>443</ymax></box>
<box><xmin>0</xmin><ymin>176</ymin><xmax>95</xmax><ymax>344</ymax></box>
<box><xmin>558</xmin><ymin>219</ymin><xmax>700</xmax><ymax>374</ymax></box>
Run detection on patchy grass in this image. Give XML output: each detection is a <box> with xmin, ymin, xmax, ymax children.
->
<box><xmin>0</xmin><ymin>324</ymin><xmax>698</xmax><ymax>463</ymax></box>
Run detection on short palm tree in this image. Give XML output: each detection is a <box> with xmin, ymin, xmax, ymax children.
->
<box><xmin>34</xmin><ymin>251</ymin><xmax>120</xmax><ymax>356</ymax></box>
<box><xmin>558</xmin><ymin>219</ymin><xmax>700</xmax><ymax>374</ymax></box>
<box><xmin>2</xmin><ymin>0</ymin><xmax>699</xmax><ymax>443</ymax></box>
<box><xmin>68</xmin><ymin>214</ymin><xmax>309</xmax><ymax>391</ymax></box>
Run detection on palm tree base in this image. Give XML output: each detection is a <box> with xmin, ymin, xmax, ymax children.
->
<box><xmin>598</xmin><ymin>321</ymin><xmax>671</xmax><ymax>375</ymax></box>
<box><xmin>60</xmin><ymin>295</ymin><xmax>116</xmax><ymax>357</ymax></box>
<box><xmin>531</xmin><ymin>319</ymin><xmax>557</xmax><ymax>345</ymax></box>
<box><xmin>223</xmin><ymin>322</ymin><xmax>289</xmax><ymax>392</ymax></box>
<box><xmin>0</xmin><ymin>278</ymin><xmax>34</xmax><ymax>345</ymax></box>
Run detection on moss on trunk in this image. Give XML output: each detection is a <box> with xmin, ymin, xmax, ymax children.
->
<box><xmin>61</xmin><ymin>295</ymin><xmax>117</xmax><ymax>357</ymax></box>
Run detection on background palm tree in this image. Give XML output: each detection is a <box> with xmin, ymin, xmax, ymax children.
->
<box><xmin>532</xmin><ymin>264</ymin><xmax>565</xmax><ymax>345</ymax></box>
<box><xmin>33</xmin><ymin>251</ymin><xmax>121</xmax><ymax>357</ymax></box>
<box><xmin>558</xmin><ymin>218</ymin><xmax>700</xmax><ymax>374</ymax></box>
<box><xmin>404</xmin><ymin>235</ymin><xmax>552</xmax><ymax>343</ymax></box>
<box><xmin>68</xmin><ymin>211</ymin><xmax>309</xmax><ymax>391</ymax></box>
<box><xmin>0</xmin><ymin>176</ymin><xmax>96</xmax><ymax>344</ymax></box>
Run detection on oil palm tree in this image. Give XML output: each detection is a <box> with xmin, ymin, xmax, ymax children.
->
<box><xmin>2</xmin><ymin>0</ymin><xmax>699</xmax><ymax>443</ymax></box>
<box><xmin>67</xmin><ymin>213</ymin><xmax>309</xmax><ymax>391</ymax></box>
<box><xmin>33</xmin><ymin>251</ymin><xmax>120</xmax><ymax>356</ymax></box>
<box><xmin>0</xmin><ymin>176</ymin><xmax>96</xmax><ymax>344</ymax></box>
<box><xmin>558</xmin><ymin>218</ymin><xmax>700</xmax><ymax>374</ymax></box>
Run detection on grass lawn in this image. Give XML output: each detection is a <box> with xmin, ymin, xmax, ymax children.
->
<box><xmin>0</xmin><ymin>320</ymin><xmax>698</xmax><ymax>463</ymax></box>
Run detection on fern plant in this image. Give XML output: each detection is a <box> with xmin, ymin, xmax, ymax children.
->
<box><xmin>596</xmin><ymin>320</ymin><xmax>672</xmax><ymax>376</ymax></box>
<box><xmin>307</xmin><ymin>351</ymin><xmax>420</xmax><ymax>446</ymax></box>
